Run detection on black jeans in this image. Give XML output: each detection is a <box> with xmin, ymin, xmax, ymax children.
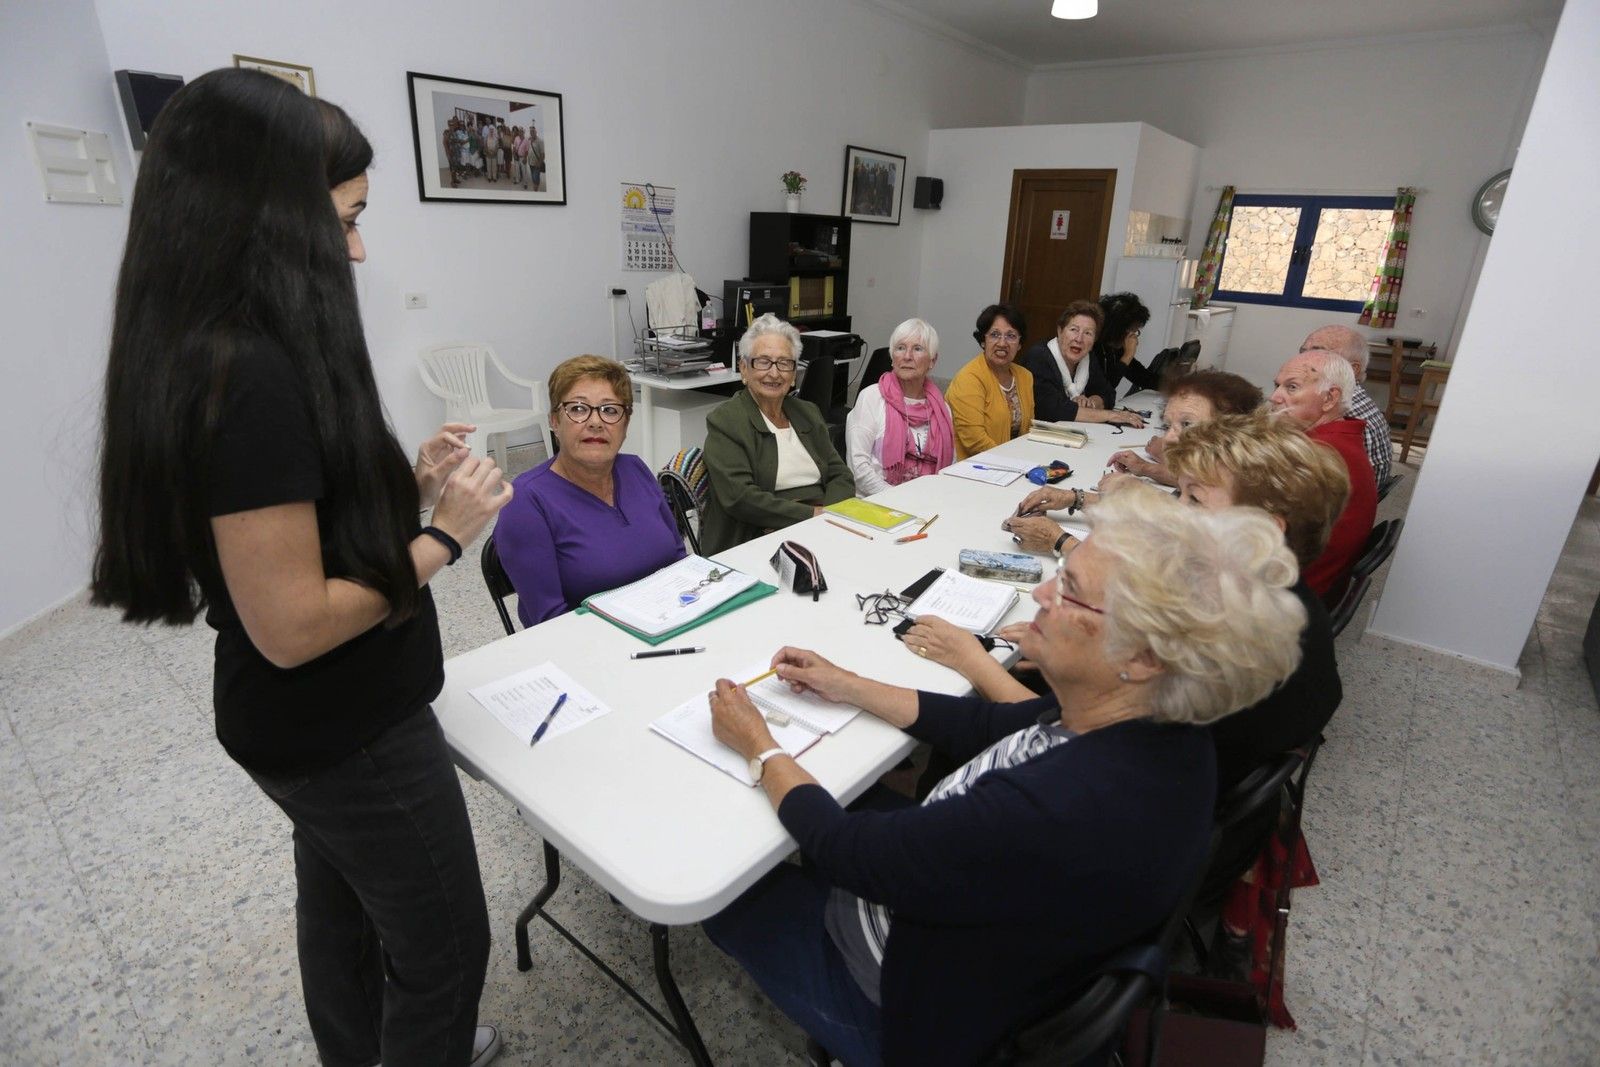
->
<box><xmin>248</xmin><ymin>708</ymin><xmax>490</xmax><ymax>1067</ymax></box>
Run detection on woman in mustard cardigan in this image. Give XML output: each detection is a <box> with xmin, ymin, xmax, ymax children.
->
<box><xmin>945</xmin><ymin>304</ymin><xmax>1034</xmax><ymax>459</ymax></box>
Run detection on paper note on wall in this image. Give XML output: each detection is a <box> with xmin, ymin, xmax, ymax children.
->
<box><xmin>622</xmin><ymin>181</ymin><xmax>676</xmax><ymax>271</ymax></box>
<box><xmin>1050</xmin><ymin>210</ymin><xmax>1070</xmax><ymax>240</ymax></box>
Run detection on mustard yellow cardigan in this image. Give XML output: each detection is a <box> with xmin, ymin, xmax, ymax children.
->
<box><xmin>945</xmin><ymin>354</ymin><xmax>1034</xmax><ymax>459</ymax></box>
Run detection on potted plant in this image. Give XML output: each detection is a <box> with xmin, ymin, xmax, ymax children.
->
<box><xmin>781</xmin><ymin>170</ymin><xmax>807</xmax><ymax>213</ymax></box>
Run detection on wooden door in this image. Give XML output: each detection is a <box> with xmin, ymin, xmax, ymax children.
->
<box><xmin>999</xmin><ymin>170</ymin><xmax>1116</xmax><ymax>349</ymax></box>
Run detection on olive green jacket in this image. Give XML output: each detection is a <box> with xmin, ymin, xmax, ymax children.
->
<box><xmin>699</xmin><ymin>390</ymin><xmax>854</xmax><ymax>554</ymax></box>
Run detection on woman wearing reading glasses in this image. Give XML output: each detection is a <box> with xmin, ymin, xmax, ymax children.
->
<box><xmin>700</xmin><ymin>314</ymin><xmax>854</xmax><ymax>553</ymax></box>
<box><xmin>945</xmin><ymin>303</ymin><xmax>1035</xmax><ymax>459</ymax></box>
<box><xmin>701</xmin><ymin>482</ymin><xmax>1306</xmax><ymax>1065</ymax></box>
<box><xmin>496</xmin><ymin>355</ymin><xmax>686</xmax><ymax>625</ymax></box>
<box><xmin>844</xmin><ymin>317</ymin><xmax>954</xmax><ymax>495</ymax></box>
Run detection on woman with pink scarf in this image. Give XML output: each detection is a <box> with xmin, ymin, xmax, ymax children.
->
<box><xmin>845</xmin><ymin>318</ymin><xmax>954</xmax><ymax>495</ymax></box>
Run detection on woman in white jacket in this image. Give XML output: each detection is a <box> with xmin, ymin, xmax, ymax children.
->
<box><xmin>845</xmin><ymin>318</ymin><xmax>954</xmax><ymax>495</ymax></box>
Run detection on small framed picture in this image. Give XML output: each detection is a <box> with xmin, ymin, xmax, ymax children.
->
<box><xmin>406</xmin><ymin>71</ymin><xmax>566</xmax><ymax>205</ymax></box>
<box><xmin>232</xmin><ymin>55</ymin><xmax>316</xmax><ymax>97</ymax></box>
<box><xmin>842</xmin><ymin>144</ymin><xmax>907</xmax><ymax>225</ymax></box>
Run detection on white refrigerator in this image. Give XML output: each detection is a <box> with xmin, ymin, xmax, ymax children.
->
<box><xmin>1112</xmin><ymin>256</ymin><xmax>1197</xmax><ymax>349</ymax></box>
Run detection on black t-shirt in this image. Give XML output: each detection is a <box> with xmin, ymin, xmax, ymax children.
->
<box><xmin>200</xmin><ymin>339</ymin><xmax>443</xmax><ymax>776</ymax></box>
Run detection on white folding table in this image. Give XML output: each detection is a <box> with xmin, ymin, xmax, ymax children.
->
<box><xmin>434</xmin><ymin>393</ymin><xmax>1166</xmax><ymax>1062</ymax></box>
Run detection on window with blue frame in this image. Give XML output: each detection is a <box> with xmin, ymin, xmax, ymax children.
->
<box><xmin>1213</xmin><ymin>194</ymin><xmax>1392</xmax><ymax>312</ymax></box>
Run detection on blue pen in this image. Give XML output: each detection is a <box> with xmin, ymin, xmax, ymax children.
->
<box><xmin>530</xmin><ymin>692</ymin><xmax>568</xmax><ymax>746</ymax></box>
<box><xmin>971</xmin><ymin>464</ymin><xmax>1024</xmax><ymax>472</ymax></box>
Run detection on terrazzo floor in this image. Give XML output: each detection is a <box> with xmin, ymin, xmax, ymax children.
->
<box><xmin>3</xmin><ymin>463</ymin><xmax>1598</xmax><ymax>1065</ymax></box>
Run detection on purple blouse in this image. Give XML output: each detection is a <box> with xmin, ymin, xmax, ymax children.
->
<box><xmin>496</xmin><ymin>454</ymin><xmax>687</xmax><ymax>627</ymax></box>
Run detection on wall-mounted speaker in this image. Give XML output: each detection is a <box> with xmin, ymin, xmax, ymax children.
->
<box><xmin>113</xmin><ymin>70</ymin><xmax>185</xmax><ymax>150</ymax></box>
<box><xmin>913</xmin><ymin>176</ymin><xmax>943</xmax><ymax>210</ymax></box>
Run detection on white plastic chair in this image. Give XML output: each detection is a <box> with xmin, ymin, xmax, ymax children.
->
<box><xmin>417</xmin><ymin>343</ymin><xmax>551</xmax><ymax>469</ymax></box>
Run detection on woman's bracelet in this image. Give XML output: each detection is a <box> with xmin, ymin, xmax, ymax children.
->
<box><xmin>420</xmin><ymin>525</ymin><xmax>462</xmax><ymax>565</ymax></box>
<box><xmin>1067</xmin><ymin>488</ymin><xmax>1085</xmax><ymax>514</ymax></box>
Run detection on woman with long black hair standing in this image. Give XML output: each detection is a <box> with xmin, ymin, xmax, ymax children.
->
<box><xmin>92</xmin><ymin>68</ymin><xmax>507</xmax><ymax>1067</ymax></box>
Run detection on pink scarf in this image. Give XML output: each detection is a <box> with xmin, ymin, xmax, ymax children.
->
<box><xmin>879</xmin><ymin>371</ymin><xmax>953</xmax><ymax>485</ymax></box>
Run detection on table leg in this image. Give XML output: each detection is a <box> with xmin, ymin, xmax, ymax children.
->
<box><xmin>652</xmin><ymin>923</ymin><xmax>713</xmax><ymax>1066</ymax></box>
<box><xmin>636</xmin><ymin>382</ymin><xmax>659</xmax><ymax>470</ymax></box>
<box><xmin>515</xmin><ymin>840</ymin><xmax>562</xmax><ymax>972</ymax></box>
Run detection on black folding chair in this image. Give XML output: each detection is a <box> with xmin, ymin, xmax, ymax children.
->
<box><xmin>1328</xmin><ymin>572</ymin><xmax>1373</xmax><ymax>638</ymax></box>
<box><xmin>1351</xmin><ymin>518</ymin><xmax>1404</xmax><ymax>584</ymax></box>
<box><xmin>479</xmin><ymin>535</ymin><xmax>518</xmax><ymax>637</ymax></box>
<box><xmin>1376</xmin><ymin>471</ymin><xmax>1404</xmax><ymax>501</ymax></box>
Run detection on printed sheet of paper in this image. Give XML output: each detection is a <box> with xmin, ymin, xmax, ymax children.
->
<box><xmin>470</xmin><ymin>662</ymin><xmax>611</xmax><ymax>745</ymax></box>
<box><xmin>905</xmin><ymin>570</ymin><xmax>1018</xmax><ymax>634</ymax></box>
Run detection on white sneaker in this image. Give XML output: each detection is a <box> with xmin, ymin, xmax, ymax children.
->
<box><xmin>470</xmin><ymin>1024</ymin><xmax>502</xmax><ymax>1067</ymax></box>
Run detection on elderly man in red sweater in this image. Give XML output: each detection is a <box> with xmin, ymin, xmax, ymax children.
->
<box><xmin>1270</xmin><ymin>348</ymin><xmax>1377</xmax><ymax>601</ymax></box>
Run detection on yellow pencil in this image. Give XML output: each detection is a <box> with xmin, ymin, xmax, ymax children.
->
<box><xmin>741</xmin><ymin>667</ymin><xmax>779</xmax><ymax>687</ymax></box>
<box><xmin>917</xmin><ymin>513</ymin><xmax>940</xmax><ymax>535</ymax></box>
<box><xmin>825</xmin><ymin>518</ymin><xmax>874</xmax><ymax>540</ymax></box>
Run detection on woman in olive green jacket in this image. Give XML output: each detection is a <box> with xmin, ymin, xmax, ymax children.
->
<box><xmin>700</xmin><ymin>315</ymin><xmax>854</xmax><ymax>554</ymax></box>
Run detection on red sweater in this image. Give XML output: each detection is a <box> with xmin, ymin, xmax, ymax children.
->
<box><xmin>1305</xmin><ymin>417</ymin><xmax>1377</xmax><ymax>600</ymax></box>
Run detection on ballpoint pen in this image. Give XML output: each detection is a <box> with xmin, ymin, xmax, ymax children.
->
<box><xmin>896</xmin><ymin>533</ymin><xmax>928</xmax><ymax>544</ymax></box>
<box><xmin>630</xmin><ymin>646</ymin><xmax>706</xmax><ymax>659</ymax></box>
<box><xmin>529</xmin><ymin>692</ymin><xmax>568</xmax><ymax>745</ymax></box>
<box><xmin>916</xmin><ymin>513</ymin><xmax>939</xmax><ymax>534</ymax></box>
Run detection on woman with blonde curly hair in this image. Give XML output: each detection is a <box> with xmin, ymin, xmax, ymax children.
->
<box><xmin>698</xmin><ymin>481</ymin><xmax>1304</xmax><ymax>1065</ymax></box>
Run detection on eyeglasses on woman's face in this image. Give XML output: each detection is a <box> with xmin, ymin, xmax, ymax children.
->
<box><xmin>557</xmin><ymin>401</ymin><xmax>630</xmax><ymax>424</ymax></box>
<box><xmin>746</xmin><ymin>356</ymin><xmax>798</xmax><ymax>373</ymax></box>
<box><xmin>985</xmin><ymin>329</ymin><xmax>1021</xmax><ymax>345</ymax></box>
<box><xmin>1053</xmin><ymin>563</ymin><xmax>1105</xmax><ymax>614</ymax></box>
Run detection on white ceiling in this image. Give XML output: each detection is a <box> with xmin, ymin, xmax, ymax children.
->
<box><xmin>869</xmin><ymin>0</ymin><xmax>1561</xmax><ymax>67</ymax></box>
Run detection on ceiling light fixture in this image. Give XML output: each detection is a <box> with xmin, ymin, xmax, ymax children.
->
<box><xmin>1052</xmin><ymin>0</ymin><xmax>1098</xmax><ymax>19</ymax></box>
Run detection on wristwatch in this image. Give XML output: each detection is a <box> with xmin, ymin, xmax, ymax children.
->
<box><xmin>748</xmin><ymin>747</ymin><xmax>788</xmax><ymax>784</ymax></box>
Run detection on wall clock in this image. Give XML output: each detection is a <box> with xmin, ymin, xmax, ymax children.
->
<box><xmin>1471</xmin><ymin>169</ymin><xmax>1511</xmax><ymax>235</ymax></box>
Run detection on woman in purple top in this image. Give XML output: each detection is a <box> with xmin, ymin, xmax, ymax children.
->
<box><xmin>496</xmin><ymin>355</ymin><xmax>686</xmax><ymax>626</ymax></box>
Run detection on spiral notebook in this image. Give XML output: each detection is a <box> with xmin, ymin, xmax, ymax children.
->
<box><xmin>650</xmin><ymin>663</ymin><xmax>862</xmax><ymax>786</ymax></box>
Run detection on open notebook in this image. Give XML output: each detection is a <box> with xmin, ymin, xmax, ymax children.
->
<box><xmin>650</xmin><ymin>664</ymin><xmax>862</xmax><ymax>786</ymax></box>
<box><xmin>903</xmin><ymin>568</ymin><xmax>1019</xmax><ymax>634</ymax></box>
<box><xmin>583</xmin><ymin>555</ymin><xmax>759</xmax><ymax>639</ymax></box>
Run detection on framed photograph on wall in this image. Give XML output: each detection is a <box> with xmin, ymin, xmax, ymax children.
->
<box><xmin>406</xmin><ymin>71</ymin><xmax>566</xmax><ymax>205</ymax></box>
<box><xmin>841</xmin><ymin>144</ymin><xmax>906</xmax><ymax>225</ymax></box>
<box><xmin>233</xmin><ymin>54</ymin><xmax>316</xmax><ymax>96</ymax></box>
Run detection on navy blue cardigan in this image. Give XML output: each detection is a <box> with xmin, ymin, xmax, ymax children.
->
<box><xmin>777</xmin><ymin>693</ymin><xmax>1216</xmax><ymax>1066</ymax></box>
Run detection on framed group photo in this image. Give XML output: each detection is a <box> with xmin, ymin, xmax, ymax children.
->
<box><xmin>407</xmin><ymin>71</ymin><xmax>566</xmax><ymax>205</ymax></box>
<box><xmin>842</xmin><ymin>144</ymin><xmax>906</xmax><ymax>225</ymax></box>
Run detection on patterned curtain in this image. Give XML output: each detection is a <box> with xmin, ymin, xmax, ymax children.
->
<box><xmin>1358</xmin><ymin>187</ymin><xmax>1417</xmax><ymax>328</ymax></box>
<box><xmin>1190</xmin><ymin>186</ymin><xmax>1235</xmax><ymax>309</ymax></box>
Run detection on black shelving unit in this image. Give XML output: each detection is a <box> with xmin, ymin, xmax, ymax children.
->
<box><xmin>748</xmin><ymin>212</ymin><xmax>852</xmax><ymax>332</ymax></box>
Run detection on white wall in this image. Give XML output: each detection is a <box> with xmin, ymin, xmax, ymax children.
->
<box><xmin>0</xmin><ymin>0</ymin><xmax>1028</xmax><ymax>630</ymax></box>
<box><xmin>0</xmin><ymin>0</ymin><xmax>135</xmax><ymax>635</ymax></box>
<box><xmin>89</xmin><ymin>0</ymin><xmax>1026</xmax><ymax>449</ymax></box>
<box><xmin>914</xmin><ymin>121</ymin><xmax>1147</xmax><ymax>372</ymax></box>
<box><xmin>1023</xmin><ymin>28</ymin><xmax>1550</xmax><ymax>390</ymax></box>
<box><xmin>1368</xmin><ymin>0</ymin><xmax>1600</xmax><ymax>674</ymax></box>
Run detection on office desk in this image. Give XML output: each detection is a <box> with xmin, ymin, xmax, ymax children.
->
<box><xmin>630</xmin><ymin>367</ymin><xmax>743</xmax><ymax>469</ymax></box>
<box><xmin>435</xmin><ymin>395</ymin><xmax>1163</xmax><ymax>1062</ymax></box>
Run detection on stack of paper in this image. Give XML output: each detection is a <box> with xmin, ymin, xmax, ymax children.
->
<box><xmin>1027</xmin><ymin>420</ymin><xmax>1090</xmax><ymax>448</ymax></box>
<box><xmin>584</xmin><ymin>555</ymin><xmax>759</xmax><ymax>639</ymax></box>
<box><xmin>940</xmin><ymin>460</ymin><xmax>1027</xmax><ymax>486</ymax></box>
<box><xmin>650</xmin><ymin>662</ymin><xmax>862</xmax><ymax>786</ymax></box>
<box><xmin>903</xmin><ymin>569</ymin><xmax>1019</xmax><ymax>634</ymax></box>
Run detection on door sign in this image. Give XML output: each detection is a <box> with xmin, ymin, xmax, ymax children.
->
<box><xmin>1049</xmin><ymin>210</ymin><xmax>1070</xmax><ymax>240</ymax></box>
